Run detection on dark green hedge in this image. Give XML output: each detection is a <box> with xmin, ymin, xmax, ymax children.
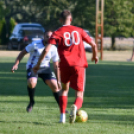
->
<box><xmin>0</xmin><ymin>18</ymin><xmax>16</xmax><ymax>45</ymax></box>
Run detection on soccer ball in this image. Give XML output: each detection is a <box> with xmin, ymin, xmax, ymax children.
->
<box><xmin>75</xmin><ymin>110</ymin><xmax>88</xmax><ymax>122</ymax></box>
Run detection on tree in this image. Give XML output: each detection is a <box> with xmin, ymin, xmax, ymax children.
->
<box><xmin>72</xmin><ymin>0</ymin><xmax>96</xmax><ymax>36</ymax></box>
<box><xmin>104</xmin><ymin>0</ymin><xmax>134</xmax><ymax>49</ymax></box>
<box><xmin>33</xmin><ymin>0</ymin><xmax>75</xmax><ymax>30</ymax></box>
<box><xmin>0</xmin><ymin>19</ymin><xmax>7</xmax><ymax>44</ymax></box>
<box><xmin>1</xmin><ymin>0</ymin><xmax>134</xmax><ymax>48</ymax></box>
<box><xmin>0</xmin><ymin>18</ymin><xmax>16</xmax><ymax>44</ymax></box>
<box><xmin>1</xmin><ymin>0</ymin><xmax>48</xmax><ymax>38</ymax></box>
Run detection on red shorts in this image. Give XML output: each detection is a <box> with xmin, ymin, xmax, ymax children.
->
<box><xmin>60</xmin><ymin>66</ymin><xmax>85</xmax><ymax>91</ymax></box>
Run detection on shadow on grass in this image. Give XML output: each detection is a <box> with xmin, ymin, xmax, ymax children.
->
<box><xmin>0</xmin><ymin>120</ymin><xmax>55</xmax><ymax>126</ymax></box>
<box><xmin>0</xmin><ymin>61</ymin><xmax>134</xmax><ymax>109</ymax></box>
<box><xmin>0</xmin><ymin>115</ymin><xmax>134</xmax><ymax>126</ymax></box>
<box><xmin>88</xmin><ymin>114</ymin><xmax>134</xmax><ymax>122</ymax></box>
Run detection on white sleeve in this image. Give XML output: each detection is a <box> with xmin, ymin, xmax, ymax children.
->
<box><xmin>51</xmin><ymin>46</ymin><xmax>59</xmax><ymax>62</ymax></box>
<box><xmin>25</xmin><ymin>43</ymin><xmax>34</xmax><ymax>53</ymax></box>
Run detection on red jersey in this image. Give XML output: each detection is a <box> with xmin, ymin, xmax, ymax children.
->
<box><xmin>48</xmin><ymin>25</ymin><xmax>92</xmax><ymax>68</ymax></box>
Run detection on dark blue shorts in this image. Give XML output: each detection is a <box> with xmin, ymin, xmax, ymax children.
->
<box><xmin>26</xmin><ymin>68</ymin><xmax>56</xmax><ymax>83</ymax></box>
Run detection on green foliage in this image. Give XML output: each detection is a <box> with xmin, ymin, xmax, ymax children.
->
<box><xmin>0</xmin><ymin>19</ymin><xmax>3</xmax><ymax>44</ymax></box>
<box><xmin>72</xmin><ymin>1</ymin><xmax>96</xmax><ymax>35</ymax></box>
<box><xmin>0</xmin><ymin>18</ymin><xmax>16</xmax><ymax>45</ymax></box>
<box><xmin>33</xmin><ymin>0</ymin><xmax>74</xmax><ymax>30</ymax></box>
<box><xmin>104</xmin><ymin>0</ymin><xmax>134</xmax><ymax>49</ymax></box>
<box><xmin>9</xmin><ymin>18</ymin><xmax>16</xmax><ymax>35</ymax></box>
<box><xmin>104</xmin><ymin>0</ymin><xmax>134</xmax><ymax>37</ymax></box>
<box><xmin>0</xmin><ymin>1</ymin><xmax>5</xmax><ymax>20</ymax></box>
<box><xmin>0</xmin><ymin>1</ymin><xmax>10</xmax><ymax>19</ymax></box>
<box><xmin>0</xmin><ymin>0</ymin><xmax>134</xmax><ymax>47</ymax></box>
<box><xmin>0</xmin><ymin>18</ymin><xmax>7</xmax><ymax>45</ymax></box>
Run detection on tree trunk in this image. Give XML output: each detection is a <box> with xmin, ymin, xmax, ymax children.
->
<box><xmin>111</xmin><ymin>35</ymin><xmax>116</xmax><ymax>50</ymax></box>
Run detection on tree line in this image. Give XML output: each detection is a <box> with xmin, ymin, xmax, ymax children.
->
<box><xmin>0</xmin><ymin>0</ymin><xmax>134</xmax><ymax>49</ymax></box>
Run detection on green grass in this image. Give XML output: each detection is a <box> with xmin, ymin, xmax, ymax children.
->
<box><xmin>0</xmin><ymin>57</ymin><xmax>134</xmax><ymax>134</ymax></box>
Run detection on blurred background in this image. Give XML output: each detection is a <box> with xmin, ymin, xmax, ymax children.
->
<box><xmin>0</xmin><ymin>0</ymin><xmax>134</xmax><ymax>51</ymax></box>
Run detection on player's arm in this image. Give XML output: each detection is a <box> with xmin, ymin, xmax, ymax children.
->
<box><xmin>88</xmin><ymin>40</ymin><xmax>98</xmax><ymax>64</ymax></box>
<box><xmin>33</xmin><ymin>43</ymin><xmax>52</xmax><ymax>73</ymax></box>
<box><xmin>11</xmin><ymin>49</ymin><xmax>28</xmax><ymax>73</ymax></box>
<box><xmin>53</xmin><ymin>61</ymin><xmax>61</xmax><ymax>89</ymax></box>
<box><xmin>81</xmin><ymin>30</ymin><xmax>98</xmax><ymax>64</ymax></box>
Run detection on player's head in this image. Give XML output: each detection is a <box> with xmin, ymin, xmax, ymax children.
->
<box><xmin>60</xmin><ymin>10</ymin><xmax>72</xmax><ymax>25</ymax></box>
<box><xmin>44</xmin><ymin>30</ymin><xmax>52</xmax><ymax>44</ymax></box>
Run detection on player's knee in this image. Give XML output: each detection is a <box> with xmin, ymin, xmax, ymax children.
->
<box><xmin>27</xmin><ymin>82</ymin><xmax>36</xmax><ymax>88</ymax></box>
<box><xmin>76</xmin><ymin>91</ymin><xmax>83</xmax><ymax>99</ymax></box>
<box><xmin>51</xmin><ymin>88</ymin><xmax>59</xmax><ymax>92</ymax></box>
<box><xmin>27</xmin><ymin>79</ymin><xmax>37</xmax><ymax>88</ymax></box>
<box><xmin>77</xmin><ymin>95</ymin><xmax>83</xmax><ymax>100</ymax></box>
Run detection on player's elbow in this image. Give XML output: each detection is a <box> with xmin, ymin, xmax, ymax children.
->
<box><xmin>89</xmin><ymin>40</ymin><xmax>96</xmax><ymax>48</ymax></box>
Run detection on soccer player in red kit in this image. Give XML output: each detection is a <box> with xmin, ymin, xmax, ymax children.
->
<box><xmin>33</xmin><ymin>10</ymin><xmax>98</xmax><ymax>123</ymax></box>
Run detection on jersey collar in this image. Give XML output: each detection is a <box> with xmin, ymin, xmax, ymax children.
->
<box><xmin>63</xmin><ymin>25</ymin><xmax>71</xmax><ymax>26</ymax></box>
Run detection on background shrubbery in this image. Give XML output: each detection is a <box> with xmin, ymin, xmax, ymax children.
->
<box><xmin>0</xmin><ymin>18</ymin><xmax>16</xmax><ymax>45</ymax></box>
<box><xmin>0</xmin><ymin>0</ymin><xmax>134</xmax><ymax>49</ymax></box>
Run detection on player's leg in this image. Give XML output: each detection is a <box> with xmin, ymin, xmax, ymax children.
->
<box><xmin>128</xmin><ymin>47</ymin><xmax>134</xmax><ymax>61</ymax></box>
<box><xmin>69</xmin><ymin>91</ymin><xmax>84</xmax><ymax>124</ymax></box>
<box><xmin>26</xmin><ymin>68</ymin><xmax>38</xmax><ymax>112</ymax></box>
<box><xmin>39</xmin><ymin>72</ymin><xmax>69</xmax><ymax>123</ymax></box>
<box><xmin>57</xmin><ymin>67</ymin><xmax>71</xmax><ymax>123</ymax></box>
<box><xmin>59</xmin><ymin>82</ymin><xmax>70</xmax><ymax>123</ymax></box>
<box><xmin>74</xmin><ymin>90</ymin><xmax>84</xmax><ymax>108</ymax></box>
<box><xmin>39</xmin><ymin>71</ymin><xmax>61</xmax><ymax>106</ymax></box>
<box><xmin>131</xmin><ymin>48</ymin><xmax>134</xmax><ymax>60</ymax></box>
<box><xmin>45</xmin><ymin>79</ymin><xmax>61</xmax><ymax>106</ymax></box>
<box><xmin>69</xmin><ymin>67</ymin><xmax>86</xmax><ymax>123</ymax></box>
<box><xmin>26</xmin><ymin>78</ymin><xmax>37</xmax><ymax>112</ymax></box>
<box><xmin>40</xmin><ymin>71</ymin><xmax>69</xmax><ymax>116</ymax></box>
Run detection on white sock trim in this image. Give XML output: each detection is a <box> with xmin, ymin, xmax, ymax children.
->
<box><xmin>60</xmin><ymin>113</ymin><xmax>66</xmax><ymax>122</ymax></box>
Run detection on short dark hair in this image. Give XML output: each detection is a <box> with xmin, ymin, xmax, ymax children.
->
<box><xmin>44</xmin><ymin>30</ymin><xmax>53</xmax><ymax>35</ymax></box>
<box><xmin>60</xmin><ymin>10</ymin><xmax>72</xmax><ymax>21</ymax></box>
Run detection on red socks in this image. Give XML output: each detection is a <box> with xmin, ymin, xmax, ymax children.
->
<box><xmin>74</xmin><ymin>97</ymin><xmax>83</xmax><ymax>110</ymax></box>
<box><xmin>59</xmin><ymin>96</ymin><xmax>83</xmax><ymax>113</ymax></box>
<box><xmin>59</xmin><ymin>96</ymin><xmax>67</xmax><ymax>113</ymax></box>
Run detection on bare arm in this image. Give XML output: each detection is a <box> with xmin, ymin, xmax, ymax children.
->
<box><xmin>88</xmin><ymin>40</ymin><xmax>98</xmax><ymax>64</ymax></box>
<box><xmin>53</xmin><ymin>61</ymin><xmax>60</xmax><ymax>82</ymax></box>
<box><xmin>82</xmin><ymin>29</ymin><xmax>98</xmax><ymax>63</ymax></box>
<box><xmin>33</xmin><ymin>43</ymin><xmax>52</xmax><ymax>73</ymax></box>
<box><xmin>11</xmin><ymin>49</ymin><xmax>27</xmax><ymax>72</ymax></box>
<box><xmin>53</xmin><ymin>61</ymin><xmax>61</xmax><ymax>89</ymax></box>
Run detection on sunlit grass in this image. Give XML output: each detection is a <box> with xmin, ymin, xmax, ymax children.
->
<box><xmin>0</xmin><ymin>56</ymin><xmax>134</xmax><ymax>134</ymax></box>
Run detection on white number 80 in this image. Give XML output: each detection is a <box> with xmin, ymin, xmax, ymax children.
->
<box><xmin>64</xmin><ymin>31</ymin><xmax>80</xmax><ymax>46</ymax></box>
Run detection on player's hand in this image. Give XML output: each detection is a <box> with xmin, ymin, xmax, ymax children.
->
<box><xmin>57</xmin><ymin>81</ymin><xmax>62</xmax><ymax>90</ymax></box>
<box><xmin>92</xmin><ymin>57</ymin><xmax>99</xmax><ymax>64</ymax></box>
<box><xmin>11</xmin><ymin>64</ymin><xmax>18</xmax><ymax>73</ymax></box>
<box><xmin>33</xmin><ymin>64</ymin><xmax>40</xmax><ymax>73</ymax></box>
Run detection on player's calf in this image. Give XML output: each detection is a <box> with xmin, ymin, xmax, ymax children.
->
<box><xmin>27</xmin><ymin>86</ymin><xmax>36</xmax><ymax>112</ymax></box>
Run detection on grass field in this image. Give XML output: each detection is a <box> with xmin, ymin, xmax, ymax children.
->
<box><xmin>0</xmin><ymin>51</ymin><xmax>134</xmax><ymax>134</ymax></box>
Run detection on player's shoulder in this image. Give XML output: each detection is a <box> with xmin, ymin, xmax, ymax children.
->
<box><xmin>53</xmin><ymin>27</ymin><xmax>62</xmax><ymax>34</ymax></box>
<box><xmin>30</xmin><ymin>39</ymin><xmax>43</xmax><ymax>47</ymax></box>
<box><xmin>72</xmin><ymin>25</ymin><xmax>83</xmax><ymax>31</ymax></box>
<box><xmin>51</xmin><ymin>27</ymin><xmax>63</xmax><ymax>38</ymax></box>
<box><xmin>32</xmin><ymin>39</ymin><xmax>42</xmax><ymax>44</ymax></box>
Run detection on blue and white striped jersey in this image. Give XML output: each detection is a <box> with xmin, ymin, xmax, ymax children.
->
<box><xmin>25</xmin><ymin>39</ymin><xmax>59</xmax><ymax>69</ymax></box>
